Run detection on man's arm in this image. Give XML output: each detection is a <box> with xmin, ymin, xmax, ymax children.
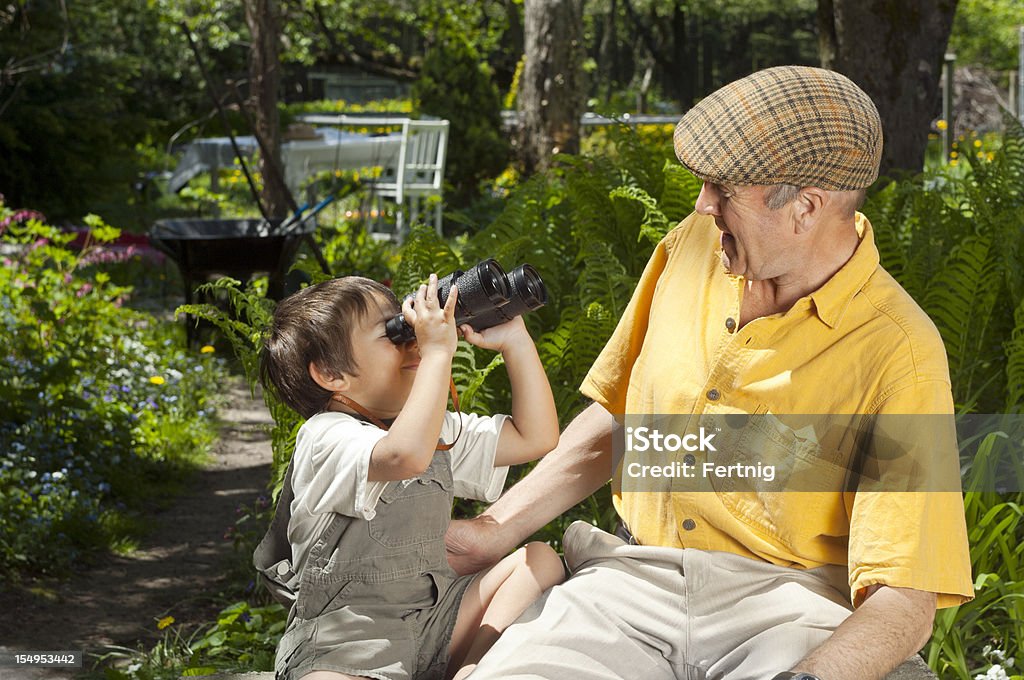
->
<box><xmin>445</xmin><ymin>401</ymin><xmax>615</xmax><ymax>575</ymax></box>
<box><xmin>790</xmin><ymin>585</ymin><xmax>936</xmax><ymax>680</ymax></box>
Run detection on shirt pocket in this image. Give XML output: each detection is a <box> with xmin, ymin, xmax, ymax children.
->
<box><xmin>368</xmin><ymin>456</ymin><xmax>454</xmax><ymax>548</ymax></box>
<box><xmin>706</xmin><ymin>411</ymin><xmax>852</xmax><ymax>543</ymax></box>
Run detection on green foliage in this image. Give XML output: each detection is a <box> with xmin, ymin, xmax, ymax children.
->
<box><xmin>177</xmin><ymin>277</ymin><xmax>300</xmax><ymax>497</ymax></box>
<box><xmin>412</xmin><ymin>34</ymin><xmax>510</xmax><ymax>207</ymax></box>
<box><xmin>98</xmin><ymin>601</ymin><xmax>285</xmax><ymax>679</ymax></box>
<box><xmin>949</xmin><ymin>0</ymin><xmax>1024</xmax><ymax>72</ymax></box>
<box><xmin>0</xmin><ymin>203</ymin><xmax>227</xmax><ymax>575</ymax></box>
<box><xmin>0</xmin><ymin>1</ymin><xmax>232</xmax><ymax>221</ymax></box>
<box><xmin>582</xmin><ymin>0</ymin><xmax>817</xmax><ymax>111</ymax></box>
<box><xmin>863</xmin><ymin>114</ymin><xmax>1024</xmax><ymax>678</ymax></box>
<box><xmin>279</xmin><ymin>0</ymin><xmax>512</xmax><ymax>74</ymax></box>
<box><xmin>865</xmin><ymin>113</ymin><xmax>1024</xmax><ymax>414</ymax></box>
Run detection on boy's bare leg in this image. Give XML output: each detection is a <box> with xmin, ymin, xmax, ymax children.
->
<box><xmin>447</xmin><ymin>541</ymin><xmax>565</xmax><ymax>680</ymax></box>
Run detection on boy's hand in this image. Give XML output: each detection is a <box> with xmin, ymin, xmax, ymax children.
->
<box><xmin>459</xmin><ymin>316</ymin><xmax>530</xmax><ymax>353</ymax></box>
<box><xmin>402</xmin><ymin>273</ymin><xmax>459</xmax><ymax>359</ymax></box>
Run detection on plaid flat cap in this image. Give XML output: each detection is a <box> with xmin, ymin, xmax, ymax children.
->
<box><xmin>673</xmin><ymin>65</ymin><xmax>883</xmax><ymax>191</ymax></box>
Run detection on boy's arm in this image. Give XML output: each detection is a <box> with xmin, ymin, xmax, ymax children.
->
<box><xmin>368</xmin><ymin>276</ymin><xmax>458</xmax><ymax>481</ymax></box>
<box><xmin>460</xmin><ymin>317</ymin><xmax>559</xmax><ymax>466</ymax></box>
<box><xmin>367</xmin><ymin>351</ymin><xmax>453</xmax><ymax>481</ymax></box>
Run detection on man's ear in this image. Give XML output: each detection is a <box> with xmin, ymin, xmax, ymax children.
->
<box><xmin>309</xmin><ymin>362</ymin><xmax>349</xmax><ymax>392</ymax></box>
<box><xmin>793</xmin><ymin>187</ymin><xmax>828</xmax><ymax>234</ymax></box>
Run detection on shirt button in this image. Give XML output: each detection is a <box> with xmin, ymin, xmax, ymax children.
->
<box><xmin>725</xmin><ymin>317</ymin><xmax>737</xmax><ymax>331</ymax></box>
<box><xmin>706</xmin><ymin>388</ymin><xmax>721</xmax><ymax>401</ymax></box>
<box><xmin>683</xmin><ymin>454</ymin><xmax>696</xmax><ymax>466</ymax></box>
<box><xmin>682</xmin><ymin>519</ymin><xmax>697</xmax><ymax>531</ymax></box>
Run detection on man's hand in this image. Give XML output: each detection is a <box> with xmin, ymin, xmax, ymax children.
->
<box><xmin>445</xmin><ymin>516</ymin><xmax>507</xmax><ymax>575</ymax></box>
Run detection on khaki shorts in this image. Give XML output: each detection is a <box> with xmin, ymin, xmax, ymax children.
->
<box><xmin>276</xmin><ymin>569</ymin><xmax>475</xmax><ymax>680</ymax></box>
<box><xmin>471</xmin><ymin>521</ymin><xmax>853</xmax><ymax>680</ymax></box>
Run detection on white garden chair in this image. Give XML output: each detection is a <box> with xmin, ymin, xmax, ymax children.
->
<box><xmin>367</xmin><ymin>119</ymin><xmax>449</xmax><ymax>240</ymax></box>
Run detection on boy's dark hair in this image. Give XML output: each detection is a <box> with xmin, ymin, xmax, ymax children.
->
<box><xmin>259</xmin><ymin>277</ymin><xmax>399</xmax><ymax>419</ymax></box>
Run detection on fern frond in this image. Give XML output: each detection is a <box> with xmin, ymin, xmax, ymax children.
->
<box><xmin>1005</xmin><ymin>298</ymin><xmax>1024</xmax><ymax>412</ymax></box>
<box><xmin>610</xmin><ymin>185</ymin><xmax>671</xmax><ymax>246</ymax></box>
<box><xmin>393</xmin><ymin>223</ymin><xmax>460</xmax><ymax>294</ymax></box>
<box><xmin>454</xmin><ymin>349</ymin><xmax>505</xmax><ymax>414</ymax></box>
<box><xmin>659</xmin><ymin>161</ymin><xmax>701</xmax><ymax>225</ymax></box>
<box><xmin>922</xmin><ymin>235</ymin><xmax>1001</xmax><ymax>403</ymax></box>
<box><xmin>575</xmin><ymin>240</ymin><xmax>639</xmax><ymax>320</ymax></box>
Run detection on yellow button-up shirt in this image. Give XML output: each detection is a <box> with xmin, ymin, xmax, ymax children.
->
<box><xmin>581</xmin><ymin>211</ymin><xmax>973</xmax><ymax>608</ymax></box>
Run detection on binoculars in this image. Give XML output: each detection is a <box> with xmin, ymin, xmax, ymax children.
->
<box><xmin>385</xmin><ymin>259</ymin><xmax>548</xmax><ymax>344</ymax></box>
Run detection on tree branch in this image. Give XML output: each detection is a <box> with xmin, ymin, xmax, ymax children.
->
<box><xmin>307</xmin><ymin>2</ymin><xmax>419</xmax><ymax>81</ymax></box>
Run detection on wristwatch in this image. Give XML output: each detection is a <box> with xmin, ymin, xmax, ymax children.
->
<box><xmin>771</xmin><ymin>674</ymin><xmax>823</xmax><ymax>680</ymax></box>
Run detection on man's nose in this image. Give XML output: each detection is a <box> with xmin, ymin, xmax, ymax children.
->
<box><xmin>695</xmin><ymin>182</ymin><xmax>720</xmax><ymax>216</ymax></box>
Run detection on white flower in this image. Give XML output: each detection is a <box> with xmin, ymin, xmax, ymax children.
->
<box><xmin>983</xmin><ymin>664</ymin><xmax>1008</xmax><ymax>680</ymax></box>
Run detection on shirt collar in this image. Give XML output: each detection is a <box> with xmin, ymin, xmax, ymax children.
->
<box><xmin>808</xmin><ymin>212</ymin><xmax>880</xmax><ymax>329</ymax></box>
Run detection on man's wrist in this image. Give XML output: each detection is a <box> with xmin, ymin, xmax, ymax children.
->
<box><xmin>772</xmin><ymin>673</ymin><xmax>823</xmax><ymax>680</ymax></box>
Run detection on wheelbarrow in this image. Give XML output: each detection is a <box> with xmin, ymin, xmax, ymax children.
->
<box><xmin>149</xmin><ymin>196</ymin><xmax>333</xmax><ymax>344</ymax></box>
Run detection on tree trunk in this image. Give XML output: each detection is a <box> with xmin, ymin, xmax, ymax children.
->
<box><xmin>517</xmin><ymin>0</ymin><xmax>585</xmax><ymax>176</ymax></box>
<box><xmin>245</xmin><ymin>0</ymin><xmax>290</xmax><ymax>218</ymax></box>
<box><xmin>819</xmin><ymin>0</ymin><xmax>958</xmax><ymax>179</ymax></box>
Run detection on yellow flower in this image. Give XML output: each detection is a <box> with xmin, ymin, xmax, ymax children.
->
<box><xmin>950</xmin><ymin>151</ymin><xmax>958</xmax><ymax>159</ymax></box>
<box><xmin>157</xmin><ymin>616</ymin><xmax>175</xmax><ymax>630</ymax></box>
<box><xmin>936</xmin><ymin>119</ymin><xmax>948</xmax><ymax>131</ymax></box>
<box><xmin>987</xmin><ymin>152</ymin><xmax>995</xmax><ymax>161</ymax></box>
<box><xmin>149</xmin><ymin>376</ymin><xmax>165</xmax><ymax>385</ymax></box>
<box><xmin>200</xmin><ymin>345</ymin><xmax>215</xmax><ymax>354</ymax></box>
<box><xmin>950</xmin><ymin>159</ymin><xmax>959</xmax><ymax>167</ymax></box>
<box><xmin>977</xmin><ymin>152</ymin><xmax>985</xmax><ymax>159</ymax></box>
<box><xmin>973</xmin><ymin>139</ymin><xmax>982</xmax><ymax>148</ymax></box>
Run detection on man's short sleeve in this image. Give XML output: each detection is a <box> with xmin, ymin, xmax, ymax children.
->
<box><xmin>847</xmin><ymin>382</ymin><xmax>974</xmax><ymax>608</ymax></box>
<box><xmin>445</xmin><ymin>412</ymin><xmax>509</xmax><ymax>501</ymax></box>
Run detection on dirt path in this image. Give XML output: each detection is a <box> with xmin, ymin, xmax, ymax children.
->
<box><xmin>0</xmin><ymin>380</ymin><xmax>273</xmax><ymax>679</ymax></box>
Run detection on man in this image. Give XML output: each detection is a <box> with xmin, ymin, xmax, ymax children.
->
<box><xmin>445</xmin><ymin>66</ymin><xmax>973</xmax><ymax>680</ymax></box>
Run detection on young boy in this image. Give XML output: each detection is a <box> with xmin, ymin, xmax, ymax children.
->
<box><xmin>254</xmin><ymin>274</ymin><xmax>565</xmax><ymax>680</ymax></box>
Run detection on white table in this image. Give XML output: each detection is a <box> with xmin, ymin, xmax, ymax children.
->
<box><xmin>168</xmin><ymin>127</ymin><xmax>403</xmax><ymax>195</ymax></box>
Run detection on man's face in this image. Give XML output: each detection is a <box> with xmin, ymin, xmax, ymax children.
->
<box><xmin>694</xmin><ymin>182</ymin><xmax>797</xmax><ymax>280</ymax></box>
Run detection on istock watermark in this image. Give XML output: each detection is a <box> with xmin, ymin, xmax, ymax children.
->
<box><xmin>612</xmin><ymin>413</ymin><xmax>1024</xmax><ymax>494</ymax></box>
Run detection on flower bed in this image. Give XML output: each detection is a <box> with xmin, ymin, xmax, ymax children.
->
<box><xmin>0</xmin><ymin>200</ymin><xmax>227</xmax><ymax>575</ymax></box>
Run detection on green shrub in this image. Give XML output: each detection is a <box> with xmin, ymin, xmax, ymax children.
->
<box><xmin>412</xmin><ymin>35</ymin><xmax>510</xmax><ymax>209</ymax></box>
<box><xmin>0</xmin><ymin>204</ymin><xmax>227</xmax><ymax>575</ymax></box>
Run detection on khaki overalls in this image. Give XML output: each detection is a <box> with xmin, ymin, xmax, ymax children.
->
<box><xmin>254</xmin><ymin>448</ymin><xmax>474</xmax><ymax>680</ymax></box>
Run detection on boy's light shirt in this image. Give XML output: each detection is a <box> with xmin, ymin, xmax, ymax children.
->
<box><xmin>287</xmin><ymin>410</ymin><xmax>508</xmax><ymax>578</ymax></box>
<box><xmin>581</xmin><ymin>212</ymin><xmax>973</xmax><ymax>608</ymax></box>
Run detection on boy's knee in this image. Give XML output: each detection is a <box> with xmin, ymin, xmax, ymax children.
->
<box><xmin>521</xmin><ymin>541</ymin><xmax>566</xmax><ymax>585</ymax></box>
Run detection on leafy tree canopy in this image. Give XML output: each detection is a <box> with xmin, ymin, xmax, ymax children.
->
<box><xmin>948</xmin><ymin>0</ymin><xmax>1024</xmax><ymax>71</ymax></box>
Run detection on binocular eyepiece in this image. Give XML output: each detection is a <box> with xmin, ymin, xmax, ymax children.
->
<box><xmin>385</xmin><ymin>259</ymin><xmax>548</xmax><ymax>344</ymax></box>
